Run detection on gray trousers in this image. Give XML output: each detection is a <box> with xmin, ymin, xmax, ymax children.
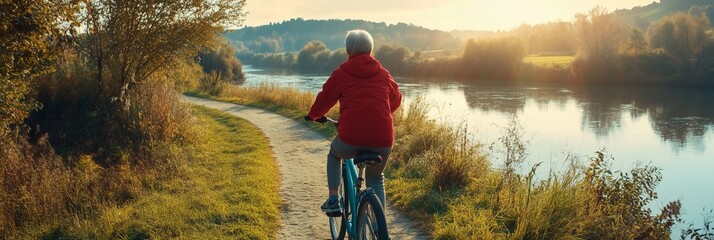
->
<box><xmin>328</xmin><ymin>137</ymin><xmax>392</xmax><ymax>208</ymax></box>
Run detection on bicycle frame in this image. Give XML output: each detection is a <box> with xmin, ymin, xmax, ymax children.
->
<box><xmin>343</xmin><ymin>157</ymin><xmax>360</xmax><ymax>238</ymax></box>
<box><xmin>305</xmin><ymin>115</ymin><xmax>386</xmax><ymax>239</ymax></box>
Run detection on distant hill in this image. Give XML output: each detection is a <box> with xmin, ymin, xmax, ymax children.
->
<box><xmin>227</xmin><ymin>1</ymin><xmax>713</xmax><ymax>54</ymax></box>
<box><xmin>224</xmin><ymin>18</ymin><xmax>461</xmax><ymax>53</ymax></box>
<box><xmin>615</xmin><ymin>0</ymin><xmax>713</xmax><ymax>29</ymax></box>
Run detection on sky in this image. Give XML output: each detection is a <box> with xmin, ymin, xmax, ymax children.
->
<box><xmin>242</xmin><ymin>0</ymin><xmax>657</xmax><ymax>31</ymax></box>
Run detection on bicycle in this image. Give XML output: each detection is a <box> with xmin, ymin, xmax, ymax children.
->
<box><xmin>305</xmin><ymin>116</ymin><xmax>390</xmax><ymax>240</ymax></box>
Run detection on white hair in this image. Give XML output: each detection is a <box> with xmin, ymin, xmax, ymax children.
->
<box><xmin>345</xmin><ymin>29</ymin><xmax>374</xmax><ymax>55</ymax></box>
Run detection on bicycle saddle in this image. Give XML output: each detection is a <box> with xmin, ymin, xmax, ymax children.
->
<box><xmin>353</xmin><ymin>152</ymin><xmax>383</xmax><ymax>167</ymax></box>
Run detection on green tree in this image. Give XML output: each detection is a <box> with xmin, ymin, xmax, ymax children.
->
<box><xmin>70</xmin><ymin>0</ymin><xmax>247</xmax><ymax>168</ymax></box>
<box><xmin>296</xmin><ymin>41</ymin><xmax>328</xmax><ymax>69</ymax></box>
<box><xmin>198</xmin><ymin>39</ymin><xmax>245</xmax><ymax>83</ymax></box>
<box><xmin>375</xmin><ymin>44</ymin><xmax>412</xmax><ymax>74</ymax></box>
<box><xmin>648</xmin><ymin>12</ymin><xmax>712</xmax><ymax>77</ymax></box>
<box><xmin>0</xmin><ymin>0</ymin><xmax>75</xmax><ymax>137</ymax></box>
<box><xmin>81</xmin><ymin>0</ymin><xmax>246</xmax><ymax>110</ymax></box>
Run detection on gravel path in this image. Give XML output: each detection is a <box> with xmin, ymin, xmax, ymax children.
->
<box><xmin>184</xmin><ymin>96</ymin><xmax>430</xmax><ymax>240</ymax></box>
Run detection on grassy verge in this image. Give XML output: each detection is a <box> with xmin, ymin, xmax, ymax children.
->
<box><xmin>190</xmin><ymin>84</ymin><xmax>683</xmax><ymax>239</ymax></box>
<box><xmin>522</xmin><ymin>55</ymin><xmax>576</xmax><ymax>68</ymax></box>
<box><xmin>186</xmin><ymin>84</ymin><xmax>338</xmax><ymax>138</ymax></box>
<box><xmin>35</xmin><ymin>105</ymin><xmax>280</xmax><ymax>239</ymax></box>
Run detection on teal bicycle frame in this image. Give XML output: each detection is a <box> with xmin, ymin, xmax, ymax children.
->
<box><xmin>306</xmin><ymin>115</ymin><xmax>388</xmax><ymax>239</ymax></box>
<box><xmin>342</xmin><ymin>157</ymin><xmax>363</xmax><ymax>237</ymax></box>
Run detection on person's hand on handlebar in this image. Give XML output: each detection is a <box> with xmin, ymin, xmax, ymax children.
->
<box><xmin>304</xmin><ymin>115</ymin><xmax>337</xmax><ymax>124</ymax></box>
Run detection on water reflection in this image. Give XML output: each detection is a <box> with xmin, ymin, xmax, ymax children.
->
<box><xmin>461</xmin><ymin>86</ymin><xmax>527</xmax><ymax>114</ymax></box>
<box><xmin>570</xmin><ymin>85</ymin><xmax>714</xmax><ymax>152</ymax></box>
<box><xmin>455</xmin><ymin>82</ymin><xmax>714</xmax><ymax>152</ymax></box>
<box><xmin>244</xmin><ymin>65</ymin><xmax>714</xmax><ymax>152</ymax></box>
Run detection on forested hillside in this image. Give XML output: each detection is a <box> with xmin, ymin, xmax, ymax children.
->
<box><xmin>235</xmin><ymin>1</ymin><xmax>714</xmax><ymax>85</ymax></box>
<box><xmin>616</xmin><ymin>0</ymin><xmax>713</xmax><ymax>28</ymax></box>
<box><xmin>224</xmin><ymin>18</ymin><xmax>461</xmax><ymax>52</ymax></box>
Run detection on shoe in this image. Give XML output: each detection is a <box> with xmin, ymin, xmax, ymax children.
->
<box><xmin>321</xmin><ymin>195</ymin><xmax>342</xmax><ymax>215</ymax></box>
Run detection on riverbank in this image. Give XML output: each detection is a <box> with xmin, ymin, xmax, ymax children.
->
<box><xmin>188</xmin><ymin>84</ymin><xmax>690</xmax><ymax>239</ymax></box>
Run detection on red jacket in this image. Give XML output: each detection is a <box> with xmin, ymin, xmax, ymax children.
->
<box><xmin>308</xmin><ymin>53</ymin><xmax>402</xmax><ymax>147</ymax></box>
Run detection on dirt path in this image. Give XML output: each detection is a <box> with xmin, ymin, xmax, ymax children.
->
<box><xmin>184</xmin><ymin>96</ymin><xmax>430</xmax><ymax>240</ymax></box>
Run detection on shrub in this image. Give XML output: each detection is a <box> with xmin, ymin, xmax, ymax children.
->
<box><xmin>198</xmin><ymin>40</ymin><xmax>245</xmax><ymax>84</ymax></box>
<box><xmin>389</xmin><ymin>96</ymin><xmax>489</xmax><ymax>221</ymax></box>
<box><xmin>110</xmin><ymin>76</ymin><xmax>195</xmax><ymax>173</ymax></box>
<box><xmin>29</xmin><ymin>56</ymin><xmax>100</xmax><ymax>155</ymax></box>
<box><xmin>577</xmin><ymin>151</ymin><xmax>681</xmax><ymax>239</ymax></box>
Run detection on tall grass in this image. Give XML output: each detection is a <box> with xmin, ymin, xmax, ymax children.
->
<box><xmin>391</xmin><ymin>96</ymin><xmax>489</xmax><ymax>191</ymax></box>
<box><xmin>113</xmin><ymin>78</ymin><xmax>194</xmax><ymax>173</ymax></box>
<box><xmin>0</xmin><ymin>134</ymin><xmax>74</xmax><ymax>236</ymax></box>
<box><xmin>1</xmin><ymin>58</ymin><xmax>198</xmax><ymax>237</ymax></box>
<box><xmin>186</xmin><ymin>83</ymin><xmax>339</xmax><ymax>136</ymax></box>
<box><xmin>192</xmin><ymin>84</ymin><xmax>685</xmax><ymax>239</ymax></box>
<box><xmin>221</xmin><ymin>83</ymin><xmax>316</xmax><ymax>115</ymax></box>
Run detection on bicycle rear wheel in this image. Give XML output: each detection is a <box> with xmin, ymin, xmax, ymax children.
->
<box><xmin>329</xmin><ymin>170</ymin><xmax>348</xmax><ymax>240</ymax></box>
<box><xmin>356</xmin><ymin>193</ymin><xmax>389</xmax><ymax>239</ymax></box>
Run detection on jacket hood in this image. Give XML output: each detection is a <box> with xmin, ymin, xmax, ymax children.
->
<box><xmin>339</xmin><ymin>54</ymin><xmax>383</xmax><ymax>78</ymax></box>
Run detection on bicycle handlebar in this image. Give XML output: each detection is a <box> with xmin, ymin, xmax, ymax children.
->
<box><xmin>304</xmin><ymin>115</ymin><xmax>338</xmax><ymax>125</ymax></box>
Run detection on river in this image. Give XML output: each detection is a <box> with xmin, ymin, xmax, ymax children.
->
<box><xmin>241</xmin><ymin>65</ymin><xmax>714</xmax><ymax>234</ymax></box>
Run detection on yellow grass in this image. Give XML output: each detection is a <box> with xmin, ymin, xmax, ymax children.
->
<box><xmin>522</xmin><ymin>55</ymin><xmax>576</xmax><ymax>68</ymax></box>
<box><xmin>186</xmin><ymin>83</ymin><xmax>339</xmax><ymax>137</ymax></box>
<box><xmin>31</xmin><ymin>105</ymin><xmax>281</xmax><ymax>239</ymax></box>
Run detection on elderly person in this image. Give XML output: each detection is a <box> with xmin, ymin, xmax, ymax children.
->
<box><xmin>306</xmin><ymin>29</ymin><xmax>402</xmax><ymax>214</ymax></box>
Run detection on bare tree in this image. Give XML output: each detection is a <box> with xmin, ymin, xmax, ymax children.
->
<box><xmin>574</xmin><ymin>6</ymin><xmax>624</xmax><ymax>62</ymax></box>
<box><xmin>625</xmin><ymin>28</ymin><xmax>649</xmax><ymax>56</ymax></box>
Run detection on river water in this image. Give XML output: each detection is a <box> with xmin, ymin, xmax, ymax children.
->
<box><xmin>241</xmin><ymin>65</ymin><xmax>714</xmax><ymax>232</ymax></box>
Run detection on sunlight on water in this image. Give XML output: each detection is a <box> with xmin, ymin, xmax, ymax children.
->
<box><xmin>242</xmin><ymin>65</ymin><xmax>714</xmax><ymax>230</ymax></box>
